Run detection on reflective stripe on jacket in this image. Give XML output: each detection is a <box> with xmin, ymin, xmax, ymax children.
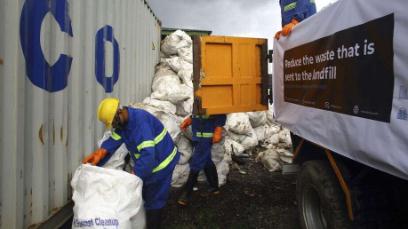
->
<box><xmin>191</xmin><ymin>114</ymin><xmax>226</xmax><ymax>142</ymax></box>
<box><xmin>101</xmin><ymin>107</ymin><xmax>180</xmax><ymax>180</ymax></box>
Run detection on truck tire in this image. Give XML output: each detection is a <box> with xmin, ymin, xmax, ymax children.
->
<box><xmin>297</xmin><ymin>160</ymin><xmax>352</xmax><ymax>229</ymax></box>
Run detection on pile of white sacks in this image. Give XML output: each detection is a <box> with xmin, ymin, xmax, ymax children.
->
<box><xmin>128</xmin><ymin>30</ymin><xmax>293</xmax><ymax>188</ymax></box>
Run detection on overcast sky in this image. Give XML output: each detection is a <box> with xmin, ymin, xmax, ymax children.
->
<box><xmin>146</xmin><ymin>0</ymin><xmax>339</xmax><ymax>42</ymax></box>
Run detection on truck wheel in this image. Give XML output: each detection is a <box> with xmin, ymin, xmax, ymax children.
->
<box><xmin>297</xmin><ymin>160</ymin><xmax>352</xmax><ymax>229</ymax></box>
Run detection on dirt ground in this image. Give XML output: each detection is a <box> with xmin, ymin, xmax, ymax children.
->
<box><xmin>163</xmin><ymin>155</ymin><xmax>300</xmax><ymax>229</ymax></box>
<box><xmin>62</xmin><ymin>154</ymin><xmax>300</xmax><ymax>229</ymax></box>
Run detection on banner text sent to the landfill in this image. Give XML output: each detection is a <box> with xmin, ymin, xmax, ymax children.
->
<box><xmin>282</xmin><ymin>14</ymin><xmax>394</xmax><ymax>122</ymax></box>
<box><xmin>284</xmin><ymin>40</ymin><xmax>376</xmax><ymax>82</ymax></box>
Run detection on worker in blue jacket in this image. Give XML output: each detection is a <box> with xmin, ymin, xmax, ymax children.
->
<box><xmin>83</xmin><ymin>98</ymin><xmax>180</xmax><ymax>229</ymax></box>
<box><xmin>275</xmin><ymin>0</ymin><xmax>316</xmax><ymax>39</ymax></box>
<box><xmin>177</xmin><ymin>114</ymin><xmax>226</xmax><ymax>206</ymax></box>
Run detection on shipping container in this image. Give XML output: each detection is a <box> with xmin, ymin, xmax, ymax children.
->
<box><xmin>0</xmin><ymin>0</ymin><xmax>161</xmax><ymax>227</ymax></box>
<box><xmin>192</xmin><ymin>36</ymin><xmax>270</xmax><ymax>115</ymax></box>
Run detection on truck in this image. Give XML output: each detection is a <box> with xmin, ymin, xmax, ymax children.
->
<box><xmin>272</xmin><ymin>0</ymin><xmax>408</xmax><ymax>228</ymax></box>
<box><xmin>192</xmin><ymin>0</ymin><xmax>408</xmax><ymax>228</ymax></box>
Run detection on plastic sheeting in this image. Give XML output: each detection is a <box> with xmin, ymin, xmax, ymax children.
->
<box><xmin>273</xmin><ymin>0</ymin><xmax>408</xmax><ymax>179</ymax></box>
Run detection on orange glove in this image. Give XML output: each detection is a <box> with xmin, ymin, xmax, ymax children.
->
<box><xmin>274</xmin><ymin>30</ymin><xmax>282</xmax><ymax>40</ymax></box>
<box><xmin>82</xmin><ymin>148</ymin><xmax>108</xmax><ymax>165</ymax></box>
<box><xmin>212</xmin><ymin>127</ymin><xmax>223</xmax><ymax>143</ymax></box>
<box><xmin>275</xmin><ymin>18</ymin><xmax>299</xmax><ymax>40</ymax></box>
<box><xmin>180</xmin><ymin>117</ymin><xmax>192</xmax><ymax>131</ymax></box>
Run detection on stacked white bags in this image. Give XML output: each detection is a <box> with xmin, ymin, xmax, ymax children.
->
<box><xmin>132</xmin><ymin>30</ymin><xmax>291</xmax><ymax>188</ymax></box>
<box><xmin>225</xmin><ymin>110</ymin><xmax>293</xmax><ymax>172</ymax></box>
<box><xmin>129</xmin><ymin>30</ymin><xmax>230</xmax><ymax>188</ymax></box>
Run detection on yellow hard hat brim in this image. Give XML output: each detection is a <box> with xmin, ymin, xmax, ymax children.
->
<box><xmin>97</xmin><ymin>98</ymin><xmax>120</xmax><ymax>128</ymax></box>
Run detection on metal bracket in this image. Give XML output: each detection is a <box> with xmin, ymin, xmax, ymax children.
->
<box><xmin>266</xmin><ymin>50</ymin><xmax>273</xmax><ymax>63</ymax></box>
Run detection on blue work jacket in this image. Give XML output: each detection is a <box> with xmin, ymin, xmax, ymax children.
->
<box><xmin>280</xmin><ymin>0</ymin><xmax>316</xmax><ymax>25</ymax></box>
<box><xmin>191</xmin><ymin>114</ymin><xmax>226</xmax><ymax>142</ymax></box>
<box><xmin>100</xmin><ymin>107</ymin><xmax>179</xmax><ymax>181</ymax></box>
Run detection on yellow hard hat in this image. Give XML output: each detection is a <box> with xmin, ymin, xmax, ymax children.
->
<box><xmin>97</xmin><ymin>98</ymin><xmax>120</xmax><ymax>128</ymax></box>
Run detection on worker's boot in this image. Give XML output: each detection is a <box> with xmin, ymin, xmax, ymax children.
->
<box><xmin>146</xmin><ymin>209</ymin><xmax>162</xmax><ymax>229</ymax></box>
<box><xmin>177</xmin><ymin>171</ymin><xmax>199</xmax><ymax>206</ymax></box>
<box><xmin>203</xmin><ymin>162</ymin><xmax>220</xmax><ymax>195</ymax></box>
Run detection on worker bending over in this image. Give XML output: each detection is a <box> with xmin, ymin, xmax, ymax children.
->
<box><xmin>83</xmin><ymin>98</ymin><xmax>180</xmax><ymax>229</ymax></box>
<box><xmin>177</xmin><ymin>114</ymin><xmax>227</xmax><ymax>206</ymax></box>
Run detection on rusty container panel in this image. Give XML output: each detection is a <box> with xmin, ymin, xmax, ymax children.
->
<box><xmin>193</xmin><ymin>36</ymin><xmax>269</xmax><ymax>115</ymax></box>
<box><xmin>0</xmin><ymin>0</ymin><xmax>161</xmax><ymax>228</ymax></box>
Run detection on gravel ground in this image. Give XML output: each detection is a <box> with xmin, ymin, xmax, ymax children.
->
<box><xmin>163</xmin><ymin>154</ymin><xmax>300</xmax><ymax>229</ymax></box>
<box><xmin>62</xmin><ymin>154</ymin><xmax>300</xmax><ymax>229</ymax></box>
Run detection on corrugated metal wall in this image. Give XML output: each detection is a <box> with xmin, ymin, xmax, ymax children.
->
<box><xmin>0</xmin><ymin>0</ymin><xmax>161</xmax><ymax>227</ymax></box>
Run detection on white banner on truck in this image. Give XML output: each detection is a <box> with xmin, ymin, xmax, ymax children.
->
<box><xmin>273</xmin><ymin>0</ymin><xmax>408</xmax><ymax>180</ymax></box>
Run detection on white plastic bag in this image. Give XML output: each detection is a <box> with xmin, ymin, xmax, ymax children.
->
<box><xmin>226</xmin><ymin>113</ymin><xmax>252</xmax><ymax>135</ymax></box>
<box><xmin>165</xmin><ymin>56</ymin><xmax>193</xmax><ymax>73</ymax></box>
<box><xmin>151</xmin><ymin>71</ymin><xmax>191</xmax><ymax>104</ymax></box>
<box><xmin>161</xmin><ymin>30</ymin><xmax>192</xmax><ymax>56</ymax></box>
<box><xmin>228</xmin><ymin>128</ymin><xmax>258</xmax><ymax>150</ymax></box>
<box><xmin>97</xmin><ymin>132</ymin><xmax>129</xmax><ymax>170</ymax></box>
<box><xmin>211</xmin><ymin>138</ymin><xmax>226</xmax><ymax>164</ymax></box>
<box><xmin>256</xmin><ymin>149</ymin><xmax>281</xmax><ymax>172</ymax></box>
<box><xmin>176</xmin><ymin>98</ymin><xmax>193</xmax><ymax>117</ymax></box>
<box><xmin>71</xmin><ymin>164</ymin><xmax>145</xmax><ymax>229</ymax></box>
<box><xmin>143</xmin><ymin>97</ymin><xmax>177</xmax><ymax>114</ymax></box>
<box><xmin>171</xmin><ymin>164</ymin><xmax>190</xmax><ymax>188</ymax></box>
<box><xmin>247</xmin><ymin>111</ymin><xmax>267</xmax><ymax>128</ymax></box>
<box><xmin>178</xmin><ymin>69</ymin><xmax>193</xmax><ymax>88</ymax></box>
<box><xmin>176</xmin><ymin>135</ymin><xmax>193</xmax><ymax>165</ymax></box>
<box><xmin>177</xmin><ymin>47</ymin><xmax>193</xmax><ymax>64</ymax></box>
<box><xmin>224</xmin><ymin>138</ymin><xmax>246</xmax><ymax>156</ymax></box>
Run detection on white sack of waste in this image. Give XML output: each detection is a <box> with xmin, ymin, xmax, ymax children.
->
<box><xmin>176</xmin><ymin>98</ymin><xmax>193</xmax><ymax>117</ymax></box>
<box><xmin>216</xmin><ymin>158</ymin><xmax>230</xmax><ymax>186</ymax></box>
<box><xmin>197</xmin><ymin>147</ymin><xmax>231</xmax><ymax>186</ymax></box>
<box><xmin>278</xmin><ymin>129</ymin><xmax>292</xmax><ymax>149</ymax></box>
<box><xmin>254</xmin><ymin>125</ymin><xmax>267</xmax><ymax>142</ymax></box>
<box><xmin>176</xmin><ymin>135</ymin><xmax>193</xmax><ymax>165</ymax></box>
<box><xmin>262</xmin><ymin>133</ymin><xmax>280</xmax><ymax>149</ymax></box>
<box><xmin>161</xmin><ymin>30</ymin><xmax>192</xmax><ymax>56</ymax></box>
<box><xmin>247</xmin><ymin>111</ymin><xmax>267</xmax><ymax>128</ymax></box>
<box><xmin>165</xmin><ymin>56</ymin><xmax>192</xmax><ymax>73</ymax></box>
<box><xmin>228</xmin><ymin>128</ymin><xmax>258</xmax><ymax>150</ymax></box>
<box><xmin>177</xmin><ymin>47</ymin><xmax>193</xmax><ymax>64</ymax></box>
<box><xmin>226</xmin><ymin>113</ymin><xmax>252</xmax><ymax>135</ymax></box>
<box><xmin>276</xmin><ymin>148</ymin><xmax>294</xmax><ymax>164</ymax></box>
<box><xmin>266</xmin><ymin>108</ymin><xmax>279</xmax><ymax>126</ymax></box>
<box><xmin>71</xmin><ymin>164</ymin><xmax>145</xmax><ymax>229</ymax></box>
<box><xmin>97</xmin><ymin>132</ymin><xmax>128</xmax><ymax>170</ymax></box>
<box><xmin>143</xmin><ymin>97</ymin><xmax>177</xmax><ymax>114</ymax></box>
<box><xmin>130</xmin><ymin>103</ymin><xmax>182</xmax><ymax>141</ymax></box>
<box><xmin>181</xmin><ymin>126</ymin><xmax>193</xmax><ymax>141</ymax></box>
<box><xmin>255</xmin><ymin>124</ymin><xmax>281</xmax><ymax>143</ymax></box>
<box><xmin>211</xmin><ymin>138</ymin><xmax>226</xmax><ymax>164</ymax></box>
<box><xmin>256</xmin><ymin>149</ymin><xmax>281</xmax><ymax>172</ymax></box>
<box><xmin>171</xmin><ymin>164</ymin><xmax>190</xmax><ymax>188</ymax></box>
<box><xmin>224</xmin><ymin>138</ymin><xmax>246</xmax><ymax>156</ymax></box>
<box><xmin>178</xmin><ymin>69</ymin><xmax>193</xmax><ymax>88</ymax></box>
<box><xmin>151</xmin><ymin>67</ymin><xmax>190</xmax><ymax>104</ymax></box>
<box><xmin>280</xmin><ymin>155</ymin><xmax>293</xmax><ymax>164</ymax></box>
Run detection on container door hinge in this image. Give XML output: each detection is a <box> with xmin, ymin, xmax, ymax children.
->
<box><xmin>266</xmin><ymin>50</ymin><xmax>273</xmax><ymax>63</ymax></box>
